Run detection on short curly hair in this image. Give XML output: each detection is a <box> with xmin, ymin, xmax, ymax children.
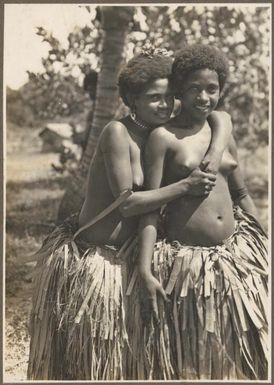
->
<box><xmin>118</xmin><ymin>54</ymin><xmax>173</xmax><ymax>107</ymax></box>
<box><xmin>171</xmin><ymin>44</ymin><xmax>229</xmax><ymax>97</ymax></box>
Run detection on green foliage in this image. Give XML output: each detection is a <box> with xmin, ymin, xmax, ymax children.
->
<box><xmin>131</xmin><ymin>6</ymin><xmax>269</xmax><ymax>149</ymax></box>
<box><xmin>6</xmin><ymin>87</ymin><xmax>36</xmax><ymax>127</ymax></box>
<box><xmin>26</xmin><ymin>20</ymin><xmax>102</xmax><ymax>119</ymax></box>
<box><xmin>24</xmin><ymin>5</ymin><xmax>269</xmax><ymax>148</ymax></box>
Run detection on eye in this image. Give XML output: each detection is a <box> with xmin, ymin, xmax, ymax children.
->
<box><xmin>149</xmin><ymin>94</ymin><xmax>160</xmax><ymax>102</ymax></box>
<box><xmin>166</xmin><ymin>95</ymin><xmax>174</xmax><ymax>102</ymax></box>
<box><xmin>208</xmin><ymin>85</ymin><xmax>219</xmax><ymax>94</ymax></box>
<box><xmin>188</xmin><ymin>85</ymin><xmax>199</xmax><ymax>92</ymax></box>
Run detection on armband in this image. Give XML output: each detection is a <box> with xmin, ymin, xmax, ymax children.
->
<box><xmin>230</xmin><ymin>187</ymin><xmax>248</xmax><ymax>202</ymax></box>
<box><xmin>73</xmin><ymin>188</ymin><xmax>133</xmax><ymax>239</ymax></box>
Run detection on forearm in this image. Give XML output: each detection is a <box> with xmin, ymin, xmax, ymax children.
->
<box><xmin>236</xmin><ymin>194</ymin><xmax>258</xmax><ymax>219</ymax></box>
<box><xmin>229</xmin><ymin>163</ymin><xmax>259</xmax><ymax>220</ymax></box>
<box><xmin>201</xmin><ymin>112</ymin><xmax>233</xmax><ymax>174</ymax></box>
<box><xmin>120</xmin><ymin>179</ymin><xmax>189</xmax><ymax>217</ymax></box>
<box><xmin>207</xmin><ymin>111</ymin><xmax>232</xmax><ymax>153</ymax></box>
<box><xmin>138</xmin><ymin>212</ymin><xmax>158</xmax><ymax>277</ymax></box>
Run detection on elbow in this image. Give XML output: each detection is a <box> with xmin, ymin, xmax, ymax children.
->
<box><xmin>117</xmin><ymin>190</ymin><xmax>141</xmax><ymax>217</ymax></box>
<box><xmin>119</xmin><ymin>202</ymin><xmax>135</xmax><ymax>218</ymax></box>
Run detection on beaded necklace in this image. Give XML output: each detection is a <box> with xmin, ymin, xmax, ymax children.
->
<box><xmin>129</xmin><ymin>113</ymin><xmax>151</xmax><ymax>137</ymax></box>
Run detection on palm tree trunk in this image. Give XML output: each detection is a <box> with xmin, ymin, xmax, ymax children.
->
<box><xmin>57</xmin><ymin>6</ymin><xmax>134</xmax><ymax>222</ymax></box>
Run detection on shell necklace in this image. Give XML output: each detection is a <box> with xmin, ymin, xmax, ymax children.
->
<box><xmin>129</xmin><ymin>113</ymin><xmax>151</xmax><ymax>135</ymax></box>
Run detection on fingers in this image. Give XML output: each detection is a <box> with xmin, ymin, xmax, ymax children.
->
<box><xmin>200</xmin><ymin>162</ymin><xmax>218</xmax><ymax>175</ymax></box>
<box><xmin>200</xmin><ymin>170</ymin><xmax>217</xmax><ymax>181</ymax></box>
<box><xmin>151</xmin><ymin>297</ymin><xmax>159</xmax><ymax>324</ymax></box>
<box><xmin>193</xmin><ymin>167</ymin><xmax>216</xmax><ymax>181</ymax></box>
<box><xmin>206</xmin><ymin>180</ymin><xmax>216</xmax><ymax>187</ymax></box>
<box><xmin>203</xmin><ymin>165</ymin><xmax>218</xmax><ymax>176</ymax></box>
<box><xmin>200</xmin><ymin>159</ymin><xmax>210</xmax><ymax>171</ymax></box>
<box><xmin>158</xmin><ymin>285</ymin><xmax>169</xmax><ymax>303</ymax></box>
<box><xmin>189</xmin><ymin>168</ymin><xmax>217</xmax><ymax>196</ymax></box>
<box><xmin>151</xmin><ymin>291</ymin><xmax>169</xmax><ymax>324</ymax></box>
<box><xmin>206</xmin><ymin>172</ymin><xmax>217</xmax><ymax>180</ymax></box>
<box><xmin>204</xmin><ymin>185</ymin><xmax>212</xmax><ymax>195</ymax></box>
<box><xmin>202</xmin><ymin>179</ymin><xmax>216</xmax><ymax>195</ymax></box>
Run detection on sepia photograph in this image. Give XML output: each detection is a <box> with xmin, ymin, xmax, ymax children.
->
<box><xmin>3</xmin><ymin>3</ymin><xmax>270</xmax><ymax>382</ymax></box>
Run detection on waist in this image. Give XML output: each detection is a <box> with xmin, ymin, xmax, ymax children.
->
<box><xmin>78</xmin><ymin>215</ymin><xmax>138</xmax><ymax>247</ymax></box>
<box><xmin>165</xmin><ymin>191</ymin><xmax>235</xmax><ymax>246</ymax></box>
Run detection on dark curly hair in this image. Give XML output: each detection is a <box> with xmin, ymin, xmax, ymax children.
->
<box><xmin>118</xmin><ymin>54</ymin><xmax>173</xmax><ymax>108</ymax></box>
<box><xmin>171</xmin><ymin>44</ymin><xmax>229</xmax><ymax>97</ymax></box>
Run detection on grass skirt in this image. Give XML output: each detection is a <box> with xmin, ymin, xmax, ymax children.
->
<box><xmin>27</xmin><ymin>215</ymin><xmax>137</xmax><ymax>380</ymax></box>
<box><xmin>126</xmin><ymin>207</ymin><xmax>268</xmax><ymax>380</ymax></box>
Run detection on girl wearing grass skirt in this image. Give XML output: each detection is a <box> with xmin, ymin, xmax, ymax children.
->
<box><xmin>134</xmin><ymin>44</ymin><xmax>268</xmax><ymax>380</ymax></box>
<box><xmin>27</xmin><ymin>48</ymin><xmax>232</xmax><ymax>380</ymax></box>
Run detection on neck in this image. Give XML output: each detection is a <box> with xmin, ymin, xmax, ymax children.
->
<box><xmin>176</xmin><ymin>109</ymin><xmax>206</xmax><ymax>130</ymax></box>
<box><xmin>129</xmin><ymin>113</ymin><xmax>152</xmax><ymax>138</ymax></box>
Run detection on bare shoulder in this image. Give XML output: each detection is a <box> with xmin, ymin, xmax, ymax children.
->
<box><xmin>100</xmin><ymin>120</ymin><xmax>129</xmax><ymax>151</ymax></box>
<box><xmin>211</xmin><ymin>110</ymin><xmax>232</xmax><ymax>121</ymax></box>
<box><xmin>146</xmin><ymin>125</ymin><xmax>171</xmax><ymax>152</ymax></box>
<box><xmin>211</xmin><ymin>110</ymin><xmax>233</xmax><ymax>131</ymax></box>
<box><xmin>148</xmin><ymin>125</ymin><xmax>173</xmax><ymax>142</ymax></box>
<box><xmin>101</xmin><ymin>120</ymin><xmax>128</xmax><ymax>140</ymax></box>
<box><xmin>216</xmin><ymin>110</ymin><xmax>231</xmax><ymax>118</ymax></box>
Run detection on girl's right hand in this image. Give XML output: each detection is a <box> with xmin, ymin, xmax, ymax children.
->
<box><xmin>185</xmin><ymin>167</ymin><xmax>216</xmax><ymax>196</ymax></box>
<box><xmin>140</xmin><ymin>272</ymin><xmax>168</xmax><ymax>323</ymax></box>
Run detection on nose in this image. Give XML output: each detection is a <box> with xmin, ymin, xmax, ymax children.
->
<box><xmin>159</xmin><ymin>97</ymin><xmax>171</xmax><ymax>109</ymax></box>
<box><xmin>198</xmin><ymin>90</ymin><xmax>209</xmax><ymax>103</ymax></box>
<box><xmin>159</xmin><ymin>98</ymin><xmax>167</xmax><ymax>108</ymax></box>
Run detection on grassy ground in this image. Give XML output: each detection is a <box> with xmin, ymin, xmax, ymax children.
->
<box><xmin>5</xmin><ymin>122</ymin><xmax>68</xmax><ymax>381</ymax></box>
<box><xmin>4</xmin><ymin>121</ymin><xmax>268</xmax><ymax>381</ymax></box>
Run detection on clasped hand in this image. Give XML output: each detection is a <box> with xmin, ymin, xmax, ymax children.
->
<box><xmin>186</xmin><ymin>167</ymin><xmax>216</xmax><ymax>196</ymax></box>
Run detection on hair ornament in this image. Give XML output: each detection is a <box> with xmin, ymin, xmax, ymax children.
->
<box><xmin>140</xmin><ymin>42</ymin><xmax>170</xmax><ymax>58</ymax></box>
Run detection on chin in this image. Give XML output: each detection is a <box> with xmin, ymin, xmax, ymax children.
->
<box><xmin>157</xmin><ymin>117</ymin><xmax>169</xmax><ymax>125</ymax></box>
<box><xmin>195</xmin><ymin>109</ymin><xmax>212</xmax><ymax>119</ymax></box>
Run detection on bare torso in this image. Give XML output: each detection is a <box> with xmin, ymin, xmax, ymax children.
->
<box><xmin>78</xmin><ymin>118</ymin><xmax>145</xmax><ymax>246</ymax></box>
<box><xmin>162</xmin><ymin>120</ymin><xmax>237</xmax><ymax>246</ymax></box>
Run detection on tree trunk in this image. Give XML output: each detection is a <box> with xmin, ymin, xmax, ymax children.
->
<box><xmin>57</xmin><ymin>6</ymin><xmax>134</xmax><ymax>223</ymax></box>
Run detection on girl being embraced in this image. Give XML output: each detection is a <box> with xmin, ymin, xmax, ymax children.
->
<box><xmin>136</xmin><ymin>44</ymin><xmax>268</xmax><ymax>380</ymax></box>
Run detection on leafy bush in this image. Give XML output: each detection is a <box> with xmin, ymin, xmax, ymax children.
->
<box><xmin>6</xmin><ymin>87</ymin><xmax>36</xmax><ymax>127</ymax></box>
<box><xmin>18</xmin><ymin>5</ymin><xmax>269</xmax><ymax>151</ymax></box>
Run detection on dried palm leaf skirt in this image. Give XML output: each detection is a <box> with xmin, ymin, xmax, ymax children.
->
<box><xmin>127</xmin><ymin>207</ymin><xmax>268</xmax><ymax>380</ymax></box>
<box><xmin>27</xmin><ymin>215</ymin><xmax>137</xmax><ymax>380</ymax></box>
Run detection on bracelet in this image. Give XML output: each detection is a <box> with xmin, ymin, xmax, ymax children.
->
<box><xmin>230</xmin><ymin>187</ymin><xmax>248</xmax><ymax>202</ymax></box>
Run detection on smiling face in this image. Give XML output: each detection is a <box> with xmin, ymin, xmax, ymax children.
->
<box><xmin>134</xmin><ymin>78</ymin><xmax>174</xmax><ymax>128</ymax></box>
<box><xmin>179</xmin><ymin>68</ymin><xmax>220</xmax><ymax>121</ymax></box>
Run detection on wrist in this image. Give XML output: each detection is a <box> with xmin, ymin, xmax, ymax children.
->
<box><xmin>139</xmin><ymin>268</ymin><xmax>153</xmax><ymax>281</ymax></box>
<box><xmin>179</xmin><ymin>179</ymin><xmax>190</xmax><ymax>195</ymax></box>
<box><xmin>206</xmin><ymin>145</ymin><xmax>222</xmax><ymax>155</ymax></box>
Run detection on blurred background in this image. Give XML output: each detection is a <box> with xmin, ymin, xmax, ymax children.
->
<box><xmin>4</xmin><ymin>4</ymin><xmax>270</xmax><ymax>380</ymax></box>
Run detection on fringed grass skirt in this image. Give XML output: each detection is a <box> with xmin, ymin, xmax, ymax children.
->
<box><xmin>27</xmin><ymin>215</ymin><xmax>137</xmax><ymax>380</ymax></box>
<box><xmin>127</xmin><ymin>207</ymin><xmax>268</xmax><ymax>380</ymax></box>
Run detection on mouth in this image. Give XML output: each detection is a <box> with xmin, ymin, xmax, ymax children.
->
<box><xmin>157</xmin><ymin>111</ymin><xmax>170</xmax><ymax>120</ymax></box>
<box><xmin>195</xmin><ymin>105</ymin><xmax>210</xmax><ymax>112</ymax></box>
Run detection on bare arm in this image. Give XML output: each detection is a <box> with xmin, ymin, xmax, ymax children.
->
<box><xmin>138</xmin><ymin>129</ymin><xmax>218</xmax><ymax>319</ymax></box>
<box><xmin>137</xmin><ymin>131</ymin><xmax>171</xmax><ymax>319</ymax></box>
<box><xmin>202</xmin><ymin>111</ymin><xmax>233</xmax><ymax>173</ymax></box>
<box><xmin>228</xmin><ymin>136</ymin><xmax>259</xmax><ymax>219</ymax></box>
<box><xmin>101</xmin><ymin>122</ymin><xmax>216</xmax><ymax>217</ymax></box>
